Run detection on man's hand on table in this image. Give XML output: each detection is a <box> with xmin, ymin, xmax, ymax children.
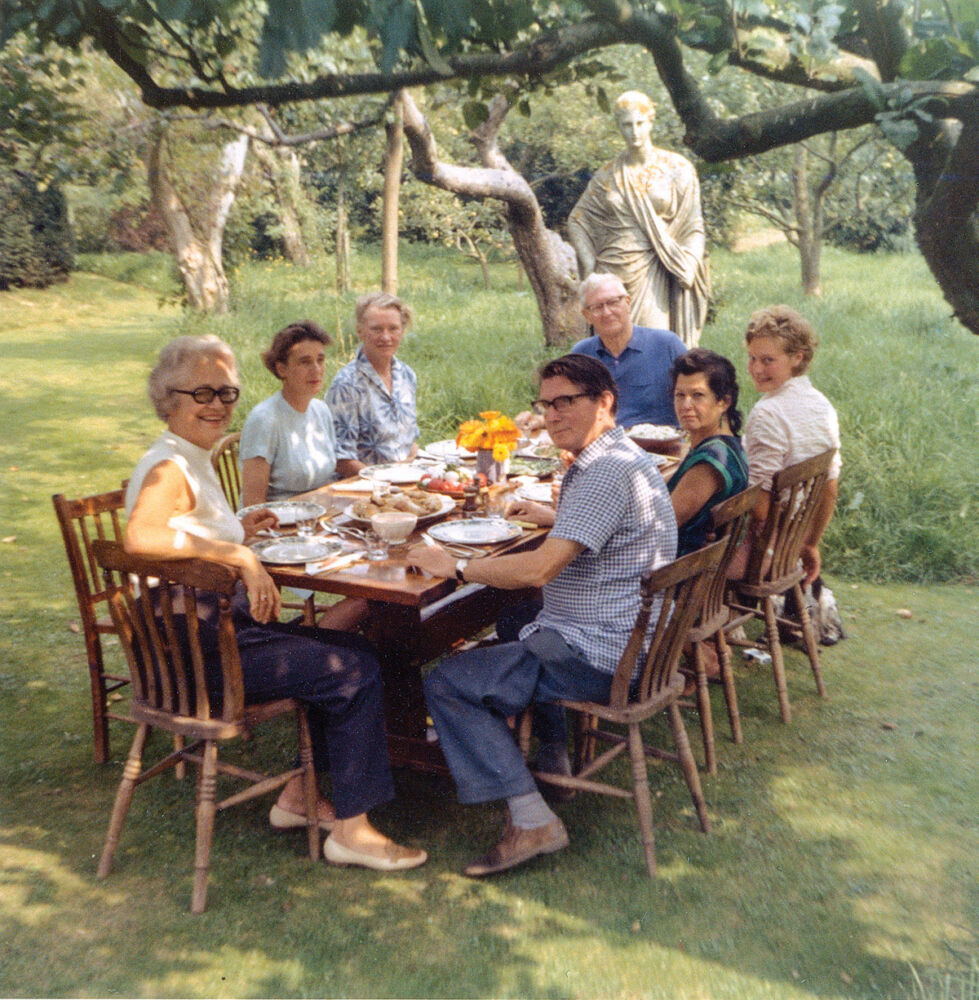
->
<box><xmin>505</xmin><ymin>499</ymin><xmax>555</xmax><ymax>527</ymax></box>
<box><xmin>406</xmin><ymin>541</ymin><xmax>457</xmax><ymax>579</ymax></box>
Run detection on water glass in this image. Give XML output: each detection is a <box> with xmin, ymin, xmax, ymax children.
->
<box><xmin>296</xmin><ymin>512</ymin><xmax>318</xmax><ymax>537</ymax></box>
<box><xmin>364</xmin><ymin>529</ymin><xmax>389</xmax><ymax>561</ymax></box>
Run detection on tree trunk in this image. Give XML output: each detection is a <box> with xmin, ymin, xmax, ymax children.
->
<box><xmin>336</xmin><ymin>138</ymin><xmax>350</xmax><ymax>294</ymax></box>
<box><xmin>381</xmin><ymin>92</ymin><xmax>404</xmax><ymax>295</ymax></box>
<box><xmin>457</xmin><ymin>230</ymin><xmax>491</xmax><ymax>289</ymax></box>
<box><xmin>251</xmin><ymin>133</ymin><xmax>310</xmax><ymax>266</ymax></box>
<box><xmin>400</xmin><ymin>90</ymin><xmax>584</xmax><ymax>345</ymax></box>
<box><xmin>793</xmin><ymin>146</ymin><xmax>822</xmax><ymax>296</ymax></box>
<box><xmin>908</xmin><ymin>118</ymin><xmax>979</xmax><ymax>334</ymax></box>
<box><xmin>147</xmin><ymin>127</ymin><xmax>248</xmax><ymax>313</ymax></box>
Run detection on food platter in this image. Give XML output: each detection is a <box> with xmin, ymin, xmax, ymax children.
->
<box><xmin>420</xmin><ymin>439</ymin><xmax>475</xmax><ymax>461</ymax></box>
<box><xmin>344</xmin><ymin>492</ymin><xmax>456</xmax><ymax>526</ymax></box>
<box><xmin>515</xmin><ymin>481</ymin><xmax>555</xmax><ymax>504</ymax></box>
<box><xmin>507</xmin><ymin>455</ymin><xmax>562</xmax><ymax>478</ymax></box>
<box><xmin>427</xmin><ymin>519</ymin><xmax>523</xmax><ymax>545</ymax></box>
<box><xmin>236</xmin><ymin>500</ymin><xmax>326</xmax><ymax>526</ymax></box>
<box><xmin>627</xmin><ymin>424</ymin><xmax>685</xmax><ymax>456</ymax></box>
<box><xmin>250</xmin><ymin>536</ymin><xmax>343</xmax><ymax>565</ymax></box>
<box><xmin>358</xmin><ymin>463</ymin><xmax>432</xmax><ymax>484</ymax></box>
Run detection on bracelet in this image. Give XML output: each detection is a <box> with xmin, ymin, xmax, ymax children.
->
<box><xmin>455</xmin><ymin>558</ymin><xmax>468</xmax><ymax>582</ymax></box>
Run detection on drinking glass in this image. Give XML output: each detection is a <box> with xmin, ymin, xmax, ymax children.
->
<box><xmin>364</xmin><ymin>530</ymin><xmax>389</xmax><ymax>561</ymax></box>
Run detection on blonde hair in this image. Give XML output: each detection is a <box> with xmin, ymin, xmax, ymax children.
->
<box><xmin>615</xmin><ymin>90</ymin><xmax>656</xmax><ymax>119</ymax></box>
<box><xmin>147</xmin><ymin>335</ymin><xmax>238</xmax><ymax>419</ymax></box>
<box><xmin>744</xmin><ymin>305</ymin><xmax>818</xmax><ymax>375</ymax></box>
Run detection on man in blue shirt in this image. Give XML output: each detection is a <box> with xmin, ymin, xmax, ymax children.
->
<box><xmin>408</xmin><ymin>355</ymin><xmax>676</xmax><ymax>877</ymax></box>
<box><xmin>571</xmin><ymin>273</ymin><xmax>686</xmax><ymax>428</ymax></box>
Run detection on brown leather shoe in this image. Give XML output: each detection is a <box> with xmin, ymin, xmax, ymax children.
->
<box><xmin>463</xmin><ymin>817</ymin><xmax>569</xmax><ymax>877</ymax></box>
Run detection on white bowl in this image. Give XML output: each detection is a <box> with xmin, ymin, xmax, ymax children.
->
<box><xmin>370</xmin><ymin>511</ymin><xmax>418</xmax><ymax>543</ymax></box>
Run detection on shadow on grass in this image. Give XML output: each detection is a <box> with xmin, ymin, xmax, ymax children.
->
<box><xmin>4</xmin><ymin>625</ymin><xmax>974</xmax><ymax>999</ymax></box>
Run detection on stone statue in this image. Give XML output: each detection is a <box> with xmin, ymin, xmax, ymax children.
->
<box><xmin>568</xmin><ymin>91</ymin><xmax>710</xmax><ymax>347</ymax></box>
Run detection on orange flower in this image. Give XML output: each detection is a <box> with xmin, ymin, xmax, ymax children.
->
<box><xmin>456</xmin><ymin>411</ymin><xmax>520</xmax><ymax>457</ymax></box>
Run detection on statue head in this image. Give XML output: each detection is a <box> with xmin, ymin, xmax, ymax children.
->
<box><xmin>614</xmin><ymin>91</ymin><xmax>655</xmax><ymax>151</ymax></box>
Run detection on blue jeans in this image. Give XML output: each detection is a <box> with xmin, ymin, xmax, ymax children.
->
<box><xmin>423</xmin><ymin>628</ymin><xmax>613</xmax><ymax>804</ymax></box>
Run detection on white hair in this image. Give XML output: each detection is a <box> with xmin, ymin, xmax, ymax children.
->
<box><xmin>579</xmin><ymin>272</ymin><xmax>628</xmax><ymax>308</ymax></box>
<box><xmin>147</xmin><ymin>335</ymin><xmax>238</xmax><ymax>419</ymax></box>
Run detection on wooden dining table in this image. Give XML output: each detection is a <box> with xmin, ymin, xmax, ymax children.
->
<box><xmin>263</xmin><ymin>479</ymin><xmax>546</xmax><ymax>774</ymax></box>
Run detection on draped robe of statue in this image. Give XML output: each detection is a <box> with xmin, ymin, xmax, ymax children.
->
<box><xmin>569</xmin><ymin>148</ymin><xmax>710</xmax><ymax>347</ymax></box>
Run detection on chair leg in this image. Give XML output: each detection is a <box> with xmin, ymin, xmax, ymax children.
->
<box><xmin>572</xmin><ymin>711</ymin><xmax>596</xmax><ymax>773</ymax></box>
<box><xmin>793</xmin><ymin>582</ymin><xmax>827</xmax><ymax>698</ymax></box>
<box><xmin>97</xmin><ymin>723</ymin><xmax>149</xmax><ymax>879</ymax></box>
<box><xmin>691</xmin><ymin>642</ymin><xmax>716</xmax><ymax>775</ymax></box>
<box><xmin>763</xmin><ymin>596</ymin><xmax>792</xmax><ymax>723</ymax></box>
<box><xmin>296</xmin><ymin>707</ymin><xmax>320</xmax><ymax>861</ymax></box>
<box><xmin>625</xmin><ymin>723</ymin><xmax>657</xmax><ymax>878</ymax></box>
<box><xmin>191</xmin><ymin>741</ymin><xmax>219</xmax><ymax>914</ymax></box>
<box><xmin>667</xmin><ymin>702</ymin><xmax>711</xmax><ymax>834</ymax></box>
<box><xmin>88</xmin><ymin>653</ymin><xmax>111</xmax><ymax>765</ymax></box>
<box><xmin>716</xmin><ymin>631</ymin><xmax>743</xmax><ymax>744</ymax></box>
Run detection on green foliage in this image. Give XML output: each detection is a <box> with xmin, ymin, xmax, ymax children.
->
<box><xmin>0</xmin><ymin>169</ymin><xmax>73</xmax><ymax>289</ymax></box>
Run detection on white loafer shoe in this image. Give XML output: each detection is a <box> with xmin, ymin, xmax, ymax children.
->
<box><xmin>269</xmin><ymin>803</ymin><xmax>335</xmax><ymax>832</ymax></box>
<box><xmin>323</xmin><ymin>834</ymin><xmax>427</xmax><ymax>871</ymax></box>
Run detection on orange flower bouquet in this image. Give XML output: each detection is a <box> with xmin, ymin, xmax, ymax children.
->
<box><xmin>456</xmin><ymin>411</ymin><xmax>520</xmax><ymax>463</ymax></box>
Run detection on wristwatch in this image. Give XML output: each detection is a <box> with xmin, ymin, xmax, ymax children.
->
<box><xmin>455</xmin><ymin>558</ymin><xmax>469</xmax><ymax>582</ymax></box>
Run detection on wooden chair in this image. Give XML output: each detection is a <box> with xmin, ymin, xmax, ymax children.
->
<box><xmin>724</xmin><ymin>449</ymin><xmax>835</xmax><ymax>723</ymax></box>
<box><xmin>522</xmin><ymin>540</ymin><xmax>726</xmax><ymax>878</ymax></box>
<box><xmin>92</xmin><ymin>540</ymin><xmax>319</xmax><ymax>914</ymax></box>
<box><xmin>211</xmin><ymin>432</ymin><xmax>241</xmax><ymax>512</ymax></box>
<box><xmin>52</xmin><ymin>489</ymin><xmax>132</xmax><ymax>763</ymax></box>
<box><xmin>682</xmin><ymin>484</ymin><xmax>762</xmax><ymax>774</ymax></box>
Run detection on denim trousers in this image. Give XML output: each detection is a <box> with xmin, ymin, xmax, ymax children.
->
<box><xmin>423</xmin><ymin>627</ymin><xmax>613</xmax><ymax>804</ymax></box>
<box><xmin>166</xmin><ymin>584</ymin><xmax>395</xmax><ymax>819</ymax></box>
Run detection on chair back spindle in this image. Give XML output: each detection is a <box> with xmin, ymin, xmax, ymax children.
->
<box><xmin>52</xmin><ymin>489</ymin><xmax>130</xmax><ymax>762</ymax></box>
<box><xmin>609</xmin><ymin>540</ymin><xmax>726</xmax><ymax>709</ymax></box>
<box><xmin>211</xmin><ymin>432</ymin><xmax>242</xmax><ymax>512</ymax></box>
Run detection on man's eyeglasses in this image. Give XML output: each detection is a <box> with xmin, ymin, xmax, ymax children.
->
<box><xmin>531</xmin><ymin>392</ymin><xmax>592</xmax><ymax>415</ymax></box>
<box><xmin>583</xmin><ymin>294</ymin><xmax>627</xmax><ymax>316</ymax></box>
<box><xmin>168</xmin><ymin>386</ymin><xmax>240</xmax><ymax>405</ymax></box>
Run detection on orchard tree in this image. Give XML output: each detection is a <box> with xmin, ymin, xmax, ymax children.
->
<box><xmin>5</xmin><ymin>0</ymin><xmax>977</xmax><ymax>333</ymax></box>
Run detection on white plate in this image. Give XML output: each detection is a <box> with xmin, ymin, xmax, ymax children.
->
<box><xmin>421</xmin><ymin>439</ymin><xmax>475</xmax><ymax>461</ymax></box>
<box><xmin>344</xmin><ymin>493</ymin><xmax>456</xmax><ymax>526</ymax></box>
<box><xmin>428</xmin><ymin>519</ymin><xmax>523</xmax><ymax>545</ymax></box>
<box><xmin>627</xmin><ymin>424</ymin><xmax>683</xmax><ymax>441</ymax></box>
<box><xmin>250</xmin><ymin>536</ymin><xmax>342</xmax><ymax>565</ymax></box>
<box><xmin>358</xmin><ymin>464</ymin><xmax>431</xmax><ymax>484</ymax></box>
<box><xmin>516</xmin><ymin>482</ymin><xmax>555</xmax><ymax>504</ymax></box>
<box><xmin>236</xmin><ymin>500</ymin><xmax>326</xmax><ymax>526</ymax></box>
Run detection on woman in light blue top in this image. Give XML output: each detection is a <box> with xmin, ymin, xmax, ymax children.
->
<box><xmin>240</xmin><ymin>321</ymin><xmax>338</xmax><ymax>507</ymax></box>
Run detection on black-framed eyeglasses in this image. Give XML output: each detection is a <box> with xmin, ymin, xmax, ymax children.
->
<box><xmin>168</xmin><ymin>385</ymin><xmax>240</xmax><ymax>404</ymax></box>
<box><xmin>531</xmin><ymin>392</ymin><xmax>592</xmax><ymax>415</ymax></box>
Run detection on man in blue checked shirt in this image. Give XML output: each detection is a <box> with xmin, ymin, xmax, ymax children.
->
<box><xmin>407</xmin><ymin>355</ymin><xmax>677</xmax><ymax>877</ymax></box>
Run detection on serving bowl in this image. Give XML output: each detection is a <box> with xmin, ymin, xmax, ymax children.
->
<box><xmin>370</xmin><ymin>511</ymin><xmax>418</xmax><ymax>544</ymax></box>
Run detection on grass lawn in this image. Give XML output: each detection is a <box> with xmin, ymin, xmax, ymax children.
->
<box><xmin>0</xmin><ymin>247</ymin><xmax>977</xmax><ymax>999</ymax></box>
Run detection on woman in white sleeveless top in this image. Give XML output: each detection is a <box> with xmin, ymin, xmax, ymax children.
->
<box><xmin>124</xmin><ymin>335</ymin><xmax>426</xmax><ymax>872</ymax></box>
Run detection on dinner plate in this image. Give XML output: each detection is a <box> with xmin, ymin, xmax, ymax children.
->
<box><xmin>358</xmin><ymin>464</ymin><xmax>432</xmax><ymax>484</ymax></box>
<box><xmin>236</xmin><ymin>500</ymin><xmax>326</xmax><ymax>526</ymax></box>
<box><xmin>515</xmin><ymin>482</ymin><xmax>555</xmax><ymax>504</ymax></box>
<box><xmin>427</xmin><ymin>519</ymin><xmax>523</xmax><ymax>545</ymax></box>
<box><xmin>420</xmin><ymin>439</ymin><xmax>475</xmax><ymax>461</ymax></box>
<box><xmin>507</xmin><ymin>455</ymin><xmax>562</xmax><ymax>478</ymax></box>
<box><xmin>250</xmin><ymin>536</ymin><xmax>343</xmax><ymax>565</ymax></box>
<box><xmin>344</xmin><ymin>493</ymin><xmax>456</xmax><ymax>526</ymax></box>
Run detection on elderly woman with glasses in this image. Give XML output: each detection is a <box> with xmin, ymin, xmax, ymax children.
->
<box><xmin>123</xmin><ymin>335</ymin><xmax>427</xmax><ymax>872</ymax></box>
